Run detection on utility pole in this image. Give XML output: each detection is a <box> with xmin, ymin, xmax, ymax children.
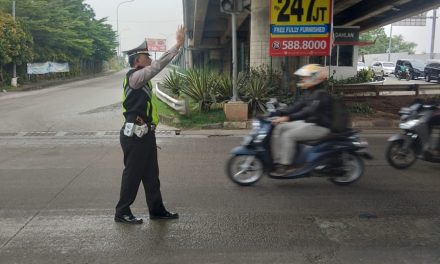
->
<box><xmin>430</xmin><ymin>9</ymin><xmax>437</xmax><ymax>60</ymax></box>
<box><xmin>231</xmin><ymin>12</ymin><xmax>238</xmax><ymax>101</ymax></box>
<box><xmin>220</xmin><ymin>0</ymin><xmax>241</xmax><ymax>101</ymax></box>
<box><xmin>116</xmin><ymin>0</ymin><xmax>134</xmax><ymax>56</ymax></box>
<box><xmin>220</xmin><ymin>0</ymin><xmax>250</xmax><ymax>121</ymax></box>
<box><xmin>11</xmin><ymin>0</ymin><xmax>17</xmax><ymax>87</ymax></box>
<box><xmin>387</xmin><ymin>24</ymin><xmax>393</xmax><ymax>62</ymax></box>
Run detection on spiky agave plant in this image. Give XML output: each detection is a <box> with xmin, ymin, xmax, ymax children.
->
<box><xmin>162</xmin><ymin>69</ymin><xmax>182</xmax><ymax>96</ymax></box>
<box><xmin>245</xmin><ymin>76</ymin><xmax>270</xmax><ymax>117</ymax></box>
<box><xmin>181</xmin><ymin>68</ymin><xmax>217</xmax><ymax>112</ymax></box>
<box><xmin>215</xmin><ymin>74</ymin><xmax>233</xmax><ymax>102</ymax></box>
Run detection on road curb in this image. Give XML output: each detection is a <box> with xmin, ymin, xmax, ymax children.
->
<box><xmin>178</xmin><ymin>119</ymin><xmax>399</xmax><ymax>137</ymax></box>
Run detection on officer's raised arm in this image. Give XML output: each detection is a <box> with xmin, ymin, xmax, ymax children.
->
<box><xmin>128</xmin><ymin>25</ymin><xmax>186</xmax><ymax>89</ymax></box>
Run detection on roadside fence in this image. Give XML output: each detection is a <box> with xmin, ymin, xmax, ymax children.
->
<box><xmin>333</xmin><ymin>83</ymin><xmax>440</xmax><ymax>97</ymax></box>
<box><xmin>154</xmin><ymin>82</ymin><xmax>188</xmax><ymax>115</ymax></box>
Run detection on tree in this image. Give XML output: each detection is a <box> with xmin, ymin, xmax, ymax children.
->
<box><xmin>0</xmin><ymin>0</ymin><xmax>116</xmax><ymax>70</ymax></box>
<box><xmin>0</xmin><ymin>12</ymin><xmax>33</xmax><ymax>83</ymax></box>
<box><xmin>359</xmin><ymin>27</ymin><xmax>417</xmax><ymax>55</ymax></box>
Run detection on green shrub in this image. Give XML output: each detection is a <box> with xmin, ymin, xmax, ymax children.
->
<box><xmin>234</xmin><ymin>65</ymin><xmax>282</xmax><ymax>117</ymax></box>
<box><xmin>245</xmin><ymin>76</ymin><xmax>270</xmax><ymax>116</ymax></box>
<box><xmin>329</xmin><ymin>68</ymin><xmax>374</xmax><ymax>85</ymax></box>
<box><xmin>180</xmin><ymin>68</ymin><xmax>217</xmax><ymax>112</ymax></box>
<box><xmin>162</xmin><ymin>69</ymin><xmax>182</xmax><ymax>96</ymax></box>
<box><xmin>250</xmin><ymin>65</ymin><xmax>281</xmax><ymax>90</ymax></box>
<box><xmin>215</xmin><ymin>74</ymin><xmax>233</xmax><ymax>102</ymax></box>
<box><xmin>348</xmin><ymin>102</ymin><xmax>375</xmax><ymax>114</ymax></box>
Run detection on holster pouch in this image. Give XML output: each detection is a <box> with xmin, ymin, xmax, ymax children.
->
<box><xmin>123</xmin><ymin>123</ymin><xmax>134</xmax><ymax>137</ymax></box>
<box><xmin>134</xmin><ymin>124</ymin><xmax>148</xmax><ymax>137</ymax></box>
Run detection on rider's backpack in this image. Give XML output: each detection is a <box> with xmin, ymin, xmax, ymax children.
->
<box><xmin>330</xmin><ymin>95</ymin><xmax>351</xmax><ymax>133</ymax></box>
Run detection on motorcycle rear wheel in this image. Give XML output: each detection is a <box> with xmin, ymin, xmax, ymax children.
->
<box><xmin>330</xmin><ymin>152</ymin><xmax>364</xmax><ymax>186</ymax></box>
<box><xmin>226</xmin><ymin>155</ymin><xmax>264</xmax><ymax>186</ymax></box>
<box><xmin>386</xmin><ymin>141</ymin><xmax>417</xmax><ymax>169</ymax></box>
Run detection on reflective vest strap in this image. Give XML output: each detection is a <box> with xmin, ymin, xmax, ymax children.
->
<box><xmin>122</xmin><ymin>69</ymin><xmax>137</xmax><ymax>113</ymax></box>
<box><xmin>146</xmin><ymin>80</ymin><xmax>159</xmax><ymax>125</ymax></box>
<box><xmin>151</xmin><ymin>94</ymin><xmax>159</xmax><ymax>125</ymax></box>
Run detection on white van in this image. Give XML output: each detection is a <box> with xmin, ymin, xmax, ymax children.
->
<box><xmin>372</xmin><ymin>61</ymin><xmax>395</xmax><ymax>77</ymax></box>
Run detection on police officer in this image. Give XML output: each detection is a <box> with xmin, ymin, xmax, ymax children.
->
<box><xmin>115</xmin><ymin>25</ymin><xmax>185</xmax><ymax>224</ymax></box>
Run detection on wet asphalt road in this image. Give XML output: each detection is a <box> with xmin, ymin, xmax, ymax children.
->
<box><xmin>0</xmin><ymin>133</ymin><xmax>439</xmax><ymax>264</ymax></box>
<box><xmin>0</xmin><ymin>72</ymin><xmax>439</xmax><ymax>263</ymax></box>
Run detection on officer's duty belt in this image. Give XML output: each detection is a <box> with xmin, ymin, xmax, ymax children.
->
<box><xmin>135</xmin><ymin>116</ymin><xmax>156</xmax><ymax>132</ymax></box>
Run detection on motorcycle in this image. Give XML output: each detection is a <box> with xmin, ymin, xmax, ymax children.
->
<box><xmin>225</xmin><ymin>103</ymin><xmax>373</xmax><ymax>186</ymax></box>
<box><xmin>386</xmin><ymin>102</ymin><xmax>440</xmax><ymax>169</ymax></box>
<box><xmin>396</xmin><ymin>68</ymin><xmax>411</xmax><ymax>81</ymax></box>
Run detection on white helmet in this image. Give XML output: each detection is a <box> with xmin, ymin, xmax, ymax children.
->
<box><xmin>294</xmin><ymin>64</ymin><xmax>328</xmax><ymax>89</ymax></box>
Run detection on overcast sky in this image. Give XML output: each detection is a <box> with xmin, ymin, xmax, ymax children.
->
<box><xmin>84</xmin><ymin>0</ymin><xmax>183</xmax><ymax>54</ymax></box>
<box><xmin>384</xmin><ymin>9</ymin><xmax>440</xmax><ymax>54</ymax></box>
<box><xmin>83</xmin><ymin>1</ymin><xmax>438</xmax><ymax>55</ymax></box>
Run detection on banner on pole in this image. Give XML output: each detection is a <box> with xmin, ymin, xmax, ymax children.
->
<box><xmin>269</xmin><ymin>0</ymin><xmax>333</xmax><ymax>57</ymax></box>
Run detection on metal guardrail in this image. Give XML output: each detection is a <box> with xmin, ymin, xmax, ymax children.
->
<box><xmin>333</xmin><ymin>83</ymin><xmax>440</xmax><ymax>96</ymax></box>
<box><xmin>154</xmin><ymin>83</ymin><xmax>188</xmax><ymax>115</ymax></box>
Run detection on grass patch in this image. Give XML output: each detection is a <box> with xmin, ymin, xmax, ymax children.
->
<box><xmin>1</xmin><ymin>84</ymin><xmax>14</xmax><ymax>92</ymax></box>
<box><xmin>156</xmin><ymin>99</ymin><xmax>225</xmax><ymax>128</ymax></box>
<box><xmin>156</xmin><ymin>98</ymin><xmax>179</xmax><ymax>117</ymax></box>
<box><xmin>178</xmin><ymin>110</ymin><xmax>225</xmax><ymax>128</ymax></box>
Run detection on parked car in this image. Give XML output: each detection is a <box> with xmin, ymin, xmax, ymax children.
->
<box><xmin>372</xmin><ymin>61</ymin><xmax>395</xmax><ymax>77</ymax></box>
<box><xmin>357</xmin><ymin>61</ymin><xmax>368</xmax><ymax>72</ymax></box>
<box><xmin>395</xmin><ymin>59</ymin><xmax>426</xmax><ymax>80</ymax></box>
<box><xmin>424</xmin><ymin>61</ymin><xmax>440</xmax><ymax>82</ymax></box>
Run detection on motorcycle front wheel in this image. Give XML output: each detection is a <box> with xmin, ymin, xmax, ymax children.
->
<box><xmin>386</xmin><ymin>141</ymin><xmax>417</xmax><ymax>169</ymax></box>
<box><xmin>330</xmin><ymin>152</ymin><xmax>364</xmax><ymax>186</ymax></box>
<box><xmin>226</xmin><ymin>155</ymin><xmax>264</xmax><ymax>186</ymax></box>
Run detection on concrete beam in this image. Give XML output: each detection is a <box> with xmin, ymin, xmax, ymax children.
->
<box><xmin>220</xmin><ymin>12</ymin><xmax>249</xmax><ymax>45</ymax></box>
<box><xmin>334</xmin><ymin>0</ymin><xmax>362</xmax><ymax>15</ymax></box>
<box><xmin>193</xmin><ymin>0</ymin><xmax>210</xmax><ymax>46</ymax></box>
<box><xmin>204</xmin><ymin>18</ymin><xmax>229</xmax><ymax>31</ymax></box>
<box><xmin>359</xmin><ymin>0</ymin><xmax>440</xmax><ymax>32</ymax></box>
<box><xmin>334</xmin><ymin>0</ymin><xmax>411</xmax><ymax>25</ymax></box>
<box><xmin>186</xmin><ymin>44</ymin><xmax>223</xmax><ymax>50</ymax></box>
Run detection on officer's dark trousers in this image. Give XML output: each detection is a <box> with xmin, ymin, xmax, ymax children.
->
<box><xmin>115</xmin><ymin>130</ymin><xmax>166</xmax><ymax>216</ymax></box>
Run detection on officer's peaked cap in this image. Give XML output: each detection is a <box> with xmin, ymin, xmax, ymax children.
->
<box><xmin>124</xmin><ymin>39</ymin><xmax>150</xmax><ymax>57</ymax></box>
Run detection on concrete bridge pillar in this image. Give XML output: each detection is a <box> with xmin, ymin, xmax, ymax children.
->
<box><xmin>250</xmin><ymin>0</ymin><xmax>282</xmax><ymax>71</ymax></box>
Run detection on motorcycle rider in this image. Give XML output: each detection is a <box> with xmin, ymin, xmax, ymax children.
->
<box><xmin>398</xmin><ymin>63</ymin><xmax>409</xmax><ymax>79</ymax></box>
<box><xmin>428</xmin><ymin>100</ymin><xmax>440</xmax><ymax>156</ymax></box>
<box><xmin>270</xmin><ymin>64</ymin><xmax>333</xmax><ymax>176</ymax></box>
<box><xmin>409</xmin><ymin>98</ymin><xmax>440</xmax><ymax>156</ymax></box>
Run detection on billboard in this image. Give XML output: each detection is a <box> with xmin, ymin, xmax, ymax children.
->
<box><xmin>27</xmin><ymin>62</ymin><xmax>70</xmax><ymax>74</ymax></box>
<box><xmin>146</xmin><ymin>38</ymin><xmax>167</xmax><ymax>52</ymax></box>
<box><xmin>269</xmin><ymin>0</ymin><xmax>333</xmax><ymax>56</ymax></box>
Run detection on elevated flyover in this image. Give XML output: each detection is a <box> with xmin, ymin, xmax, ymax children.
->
<box><xmin>182</xmin><ymin>0</ymin><xmax>440</xmax><ymax>80</ymax></box>
<box><xmin>184</xmin><ymin>0</ymin><xmax>440</xmax><ymax>51</ymax></box>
